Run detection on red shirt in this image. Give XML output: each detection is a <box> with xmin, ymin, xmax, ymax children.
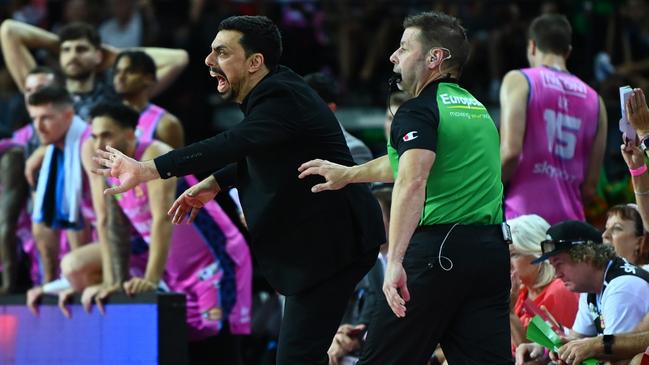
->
<box><xmin>514</xmin><ymin>278</ymin><xmax>579</xmax><ymax>330</ymax></box>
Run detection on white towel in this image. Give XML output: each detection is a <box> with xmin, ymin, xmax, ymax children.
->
<box><xmin>32</xmin><ymin>116</ymin><xmax>88</xmax><ymax>225</ymax></box>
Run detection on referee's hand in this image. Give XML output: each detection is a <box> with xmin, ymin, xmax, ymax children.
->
<box><xmin>383</xmin><ymin>262</ymin><xmax>410</xmax><ymax>318</ymax></box>
<box><xmin>297</xmin><ymin>159</ymin><xmax>351</xmax><ymax>192</ymax></box>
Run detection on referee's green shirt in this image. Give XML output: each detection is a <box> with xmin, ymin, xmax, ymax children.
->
<box><xmin>387</xmin><ymin>79</ymin><xmax>503</xmax><ymax>225</ymax></box>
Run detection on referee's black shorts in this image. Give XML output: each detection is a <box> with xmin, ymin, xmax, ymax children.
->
<box><xmin>357</xmin><ymin>224</ymin><xmax>513</xmax><ymax>365</ymax></box>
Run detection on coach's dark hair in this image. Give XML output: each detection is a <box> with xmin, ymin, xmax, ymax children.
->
<box><xmin>89</xmin><ymin>102</ymin><xmax>139</xmax><ymax>130</ymax></box>
<box><xmin>528</xmin><ymin>14</ymin><xmax>572</xmax><ymax>55</ymax></box>
<box><xmin>114</xmin><ymin>50</ymin><xmax>157</xmax><ymax>80</ymax></box>
<box><xmin>403</xmin><ymin>11</ymin><xmax>470</xmax><ymax>75</ymax></box>
<box><xmin>58</xmin><ymin>22</ymin><xmax>101</xmax><ymax>48</ymax></box>
<box><xmin>27</xmin><ymin>85</ymin><xmax>73</xmax><ymax>107</ymax></box>
<box><xmin>218</xmin><ymin>15</ymin><xmax>282</xmax><ymax>71</ymax></box>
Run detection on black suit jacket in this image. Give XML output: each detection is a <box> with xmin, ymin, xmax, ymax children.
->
<box><xmin>155</xmin><ymin>66</ymin><xmax>384</xmax><ymax>295</ymax></box>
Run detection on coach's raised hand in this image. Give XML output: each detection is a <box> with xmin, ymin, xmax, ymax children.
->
<box><xmin>92</xmin><ymin>145</ymin><xmax>160</xmax><ymax>195</ymax></box>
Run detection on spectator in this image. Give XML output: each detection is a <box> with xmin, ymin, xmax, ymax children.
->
<box><xmin>98</xmin><ymin>0</ymin><xmax>159</xmax><ymax>48</ymax></box>
<box><xmin>603</xmin><ymin>204</ymin><xmax>649</xmax><ymax>270</ymax></box>
<box><xmin>516</xmin><ymin>220</ymin><xmax>649</xmax><ymax>365</ymax></box>
<box><xmin>508</xmin><ymin>214</ymin><xmax>579</xmax><ymax>349</ymax></box>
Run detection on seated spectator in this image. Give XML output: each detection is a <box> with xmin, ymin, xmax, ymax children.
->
<box><xmin>603</xmin><ymin>204</ymin><xmax>649</xmax><ymax>270</ymax></box>
<box><xmin>554</xmin><ymin>316</ymin><xmax>649</xmax><ymax>364</ymax></box>
<box><xmin>98</xmin><ymin>0</ymin><xmax>159</xmax><ymax>48</ymax></box>
<box><xmin>516</xmin><ymin>220</ymin><xmax>649</xmax><ymax>365</ymax></box>
<box><xmin>508</xmin><ymin>214</ymin><xmax>579</xmax><ymax>348</ymax></box>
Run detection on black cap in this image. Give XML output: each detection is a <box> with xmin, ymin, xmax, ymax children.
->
<box><xmin>531</xmin><ymin>220</ymin><xmax>602</xmax><ymax>264</ymax></box>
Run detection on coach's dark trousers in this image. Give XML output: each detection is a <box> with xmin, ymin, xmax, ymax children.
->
<box><xmin>276</xmin><ymin>247</ymin><xmax>378</xmax><ymax>365</ymax></box>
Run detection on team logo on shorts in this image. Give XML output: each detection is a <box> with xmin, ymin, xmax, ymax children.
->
<box><xmin>403</xmin><ymin>131</ymin><xmax>418</xmax><ymax>142</ymax></box>
<box><xmin>203</xmin><ymin>307</ymin><xmax>223</xmax><ymax>321</ymax></box>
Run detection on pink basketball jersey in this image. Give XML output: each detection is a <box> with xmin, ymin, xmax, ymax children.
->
<box><xmin>135</xmin><ymin>104</ymin><xmax>165</xmax><ymax>143</ymax></box>
<box><xmin>505</xmin><ymin>67</ymin><xmax>600</xmax><ymax>224</ymax></box>
<box><xmin>110</xmin><ymin>142</ymin><xmax>252</xmax><ymax>339</ymax></box>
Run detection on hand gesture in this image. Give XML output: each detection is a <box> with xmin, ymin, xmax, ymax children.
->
<box><xmin>627</xmin><ymin>88</ymin><xmax>649</xmax><ymax>138</ymax></box>
<box><xmin>168</xmin><ymin>175</ymin><xmax>220</xmax><ymax>224</ymax></box>
<box><xmin>92</xmin><ymin>145</ymin><xmax>155</xmax><ymax>195</ymax></box>
<box><xmin>26</xmin><ymin>286</ymin><xmax>44</xmax><ymax>316</ymax></box>
<box><xmin>81</xmin><ymin>283</ymin><xmax>120</xmax><ymax>315</ymax></box>
<box><xmin>327</xmin><ymin>324</ymin><xmax>365</xmax><ymax>365</ymax></box>
<box><xmin>557</xmin><ymin>337</ymin><xmax>599</xmax><ymax>365</ymax></box>
<box><xmin>621</xmin><ymin>141</ymin><xmax>646</xmax><ymax>170</ymax></box>
<box><xmin>515</xmin><ymin>343</ymin><xmax>548</xmax><ymax>365</ymax></box>
<box><xmin>58</xmin><ymin>287</ymin><xmax>76</xmax><ymax>318</ymax></box>
<box><xmin>123</xmin><ymin>277</ymin><xmax>156</xmax><ymax>296</ymax></box>
<box><xmin>298</xmin><ymin>159</ymin><xmax>352</xmax><ymax>192</ymax></box>
<box><xmin>382</xmin><ymin>261</ymin><xmax>410</xmax><ymax>318</ymax></box>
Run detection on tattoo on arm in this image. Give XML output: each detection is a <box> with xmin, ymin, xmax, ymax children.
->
<box><xmin>105</xmin><ymin>195</ymin><xmax>131</xmax><ymax>284</ymax></box>
<box><xmin>0</xmin><ymin>148</ymin><xmax>28</xmax><ymax>292</ymax></box>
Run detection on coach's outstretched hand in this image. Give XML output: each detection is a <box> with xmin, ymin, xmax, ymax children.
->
<box><xmin>168</xmin><ymin>175</ymin><xmax>221</xmax><ymax>224</ymax></box>
<box><xmin>92</xmin><ymin>145</ymin><xmax>160</xmax><ymax>195</ymax></box>
<box><xmin>298</xmin><ymin>159</ymin><xmax>352</xmax><ymax>192</ymax></box>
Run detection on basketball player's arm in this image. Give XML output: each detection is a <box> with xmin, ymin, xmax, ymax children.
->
<box><xmin>81</xmin><ymin>139</ymin><xmax>114</xmax><ymax>285</ymax></box>
<box><xmin>99</xmin><ymin>46</ymin><xmax>188</xmax><ymax>98</ymax></box>
<box><xmin>154</xmin><ymin>112</ymin><xmax>185</xmax><ymax>149</ymax></box>
<box><xmin>0</xmin><ymin>148</ymin><xmax>29</xmax><ymax>294</ymax></box>
<box><xmin>0</xmin><ymin>20</ymin><xmax>59</xmax><ymax>93</ymax></box>
<box><xmin>139</xmin><ymin>142</ymin><xmax>176</xmax><ymax>290</ymax></box>
<box><xmin>499</xmin><ymin>70</ymin><xmax>529</xmax><ymax>183</ymax></box>
<box><xmin>581</xmin><ymin>96</ymin><xmax>607</xmax><ymax>206</ymax></box>
<box><xmin>141</xmin><ymin>47</ymin><xmax>189</xmax><ymax>98</ymax></box>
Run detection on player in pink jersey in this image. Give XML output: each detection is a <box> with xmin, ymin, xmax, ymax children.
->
<box><xmin>113</xmin><ymin>50</ymin><xmax>184</xmax><ymax>149</ymax></box>
<box><xmin>60</xmin><ymin>102</ymin><xmax>251</xmax><ymax>363</ymax></box>
<box><xmin>500</xmin><ymin>14</ymin><xmax>607</xmax><ymax>224</ymax></box>
<box><xmin>0</xmin><ymin>68</ymin><xmax>58</xmax><ymax>293</ymax></box>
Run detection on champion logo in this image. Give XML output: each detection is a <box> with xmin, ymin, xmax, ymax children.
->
<box><xmin>403</xmin><ymin>131</ymin><xmax>419</xmax><ymax>142</ymax></box>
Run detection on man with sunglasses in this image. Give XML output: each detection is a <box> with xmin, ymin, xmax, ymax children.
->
<box><xmin>516</xmin><ymin>220</ymin><xmax>649</xmax><ymax>365</ymax></box>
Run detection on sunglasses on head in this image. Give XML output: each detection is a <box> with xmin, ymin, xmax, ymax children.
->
<box><xmin>540</xmin><ymin>239</ymin><xmax>594</xmax><ymax>255</ymax></box>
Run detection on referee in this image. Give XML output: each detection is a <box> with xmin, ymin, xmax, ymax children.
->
<box><xmin>299</xmin><ymin>11</ymin><xmax>512</xmax><ymax>364</ymax></box>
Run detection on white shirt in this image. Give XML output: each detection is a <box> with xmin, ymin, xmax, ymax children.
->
<box><xmin>572</xmin><ymin>274</ymin><xmax>649</xmax><ymax>335</ymax></box>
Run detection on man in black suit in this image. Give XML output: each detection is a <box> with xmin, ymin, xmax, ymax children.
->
<box><xmin>93</xmin><ymin>15</ymin><xmax>384</xmax><ymax>365</ymax></box>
